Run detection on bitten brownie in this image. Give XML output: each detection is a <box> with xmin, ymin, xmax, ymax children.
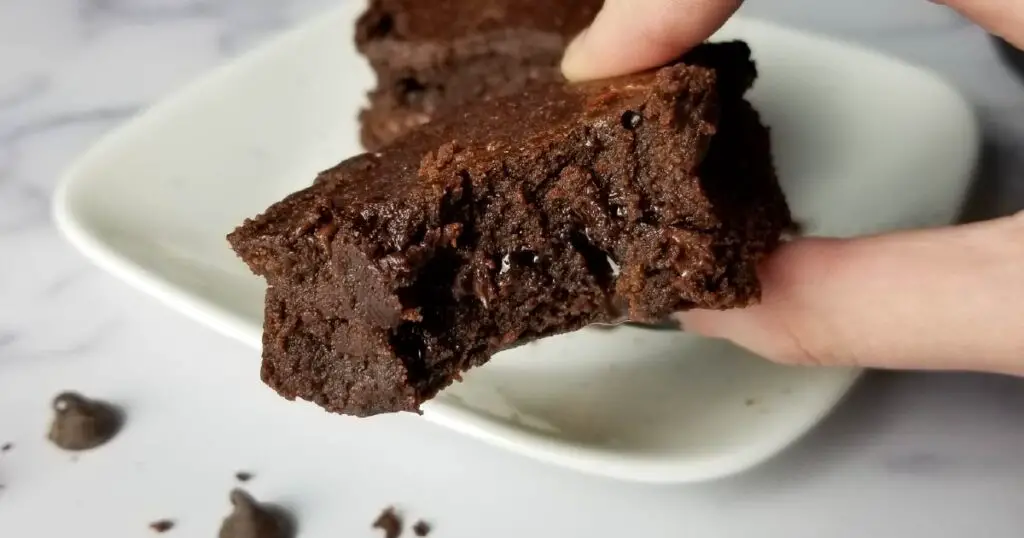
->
<box><xmin>229</xmin><ymin>43</ymin><xmax>792</xmax><ymax>417</ymax></box>
<box><xmin>355</xmin><ymin>0</ymin><xmax>603</xmax><ymax>150</ymax></box>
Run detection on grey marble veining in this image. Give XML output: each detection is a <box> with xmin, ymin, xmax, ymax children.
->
<box><xmin>2</xmin><ymin>1</ymin><xmax>1024</xmax><ymax>537</ymax></box>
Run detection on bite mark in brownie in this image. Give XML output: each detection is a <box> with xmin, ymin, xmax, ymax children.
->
<box><xmin>229</xmin><ymin>43</ymin><xmax>792</xmax><ymax>417</ymax></box>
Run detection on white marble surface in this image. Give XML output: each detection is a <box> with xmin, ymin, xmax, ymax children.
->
<box><xmin>2</xmin><ymin>1</ymin><xmax>1024</xmax><ymax>537</ymax></box>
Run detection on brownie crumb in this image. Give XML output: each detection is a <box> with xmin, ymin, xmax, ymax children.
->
<box><xmin>412</xmin><ymin>520</ymin><xmax>431</xmax><ymax>537</ymax></box>
<box><xmin>219</xmin><ymin>489</ymin><xmax>293</xmax><ymax>538</ymax></box>
<box><xmin>235</xmin><ymin>471</ymin><xmax>254</xmax><ymax>482</ymax></box>
<box><xmin>373</xmin><ymin>507</ymin><xmax>403</xmax><ymax>538</ymax></box>
<box><xmin>149</xmin><ymin>520</ymin><xmax>175</xmax><ymax>533</ymax></box>
<box><xmin>1</xmin><ymin>442</ymin><xmax>12</xmax><ymax>453</ymax></box>
<box><xmin>47</xmin><ymin>392</ymin><xmax>122</xmax><ymax>451</ymax></box>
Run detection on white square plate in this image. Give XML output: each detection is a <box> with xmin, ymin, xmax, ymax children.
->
<box><xmin>53</xmin><ymin>3</ymin><xmax>978</xmax><ymax>483</ymax></box>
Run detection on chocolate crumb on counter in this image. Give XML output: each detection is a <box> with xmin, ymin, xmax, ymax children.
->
<box><xmin>412</xmin><ymin>520</ymin><xmax>432</xmax><ymax>537</ymax></box>
<box><xmin>235</xmin><ymin>471</ymin><xmax>254</xmax><ymax>482</ymax></box>
<box><xmin>373</xmin><ymin>507</ymin><xmax>403</xmax><ymax>538</ymax></box>
<box><xmin>149</xmin><ymin>520</ymin><xmax>175</xmax><ymax>533</ymax></box>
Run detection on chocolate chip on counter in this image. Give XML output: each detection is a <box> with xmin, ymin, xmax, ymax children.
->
<box><xmin>218</xmin><ymin>489</ymin><xmax>294</xmax><ymax>538</ymax></box>
<box><xmin>47</xmin><ymin>392</ymin><xmax>122</xmax><ymax>451</ymax></box>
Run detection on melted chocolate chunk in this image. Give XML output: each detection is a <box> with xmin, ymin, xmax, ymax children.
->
<box><xmin>620</xmin><ymin>110</ymin><xmax>643</xmax><ymax>130</ymax></box>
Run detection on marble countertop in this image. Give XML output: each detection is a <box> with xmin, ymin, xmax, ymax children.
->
<box><xmin>2</xmin><ymin>1</ymin><xmax>1024</xmax><ymax>536</ymax></box>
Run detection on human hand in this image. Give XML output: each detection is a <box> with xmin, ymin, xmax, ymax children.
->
<box><xmin>562</xmin><ymin>0</ymin><xmax>1024</xmax><ymax>80</ymax></box>
<box><xmin>564</xmin><ymin>0</ymin><xmax>1024</xmax><ymax>374</ymax></box>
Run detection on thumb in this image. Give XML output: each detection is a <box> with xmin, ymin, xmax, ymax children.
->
<box><xmin>678</xmin><ymin>215</ymin><xmax>1024</xmax><ymax>374</ymax></box>
<box><xmin>562</xmin><ymin>0</ymin><xmax>742</xmax><ymax>81</ymax></box>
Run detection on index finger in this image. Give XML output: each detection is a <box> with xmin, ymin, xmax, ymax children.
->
<box><xmin>562</xmin><ymin>0</ymin><xmax>742</xmax><ymax>81</ymax></box>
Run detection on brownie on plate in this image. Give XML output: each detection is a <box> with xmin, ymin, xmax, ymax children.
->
<box><xmin>228</xmin><ymin>43</ymin><xmax>792</xmax><ymax>417</ymax></box>
<box><xmin>355</xmin><ymin>0</ymin><xmax>603</xmax><ymax>150</ymax></box>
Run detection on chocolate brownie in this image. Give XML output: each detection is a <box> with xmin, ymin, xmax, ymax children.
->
<box><xmin>355</xmin><ymin>0</ymin><xmax>603</xmax><ymax>150</ymax></box>
<box><xmin>229</xmin><ymin>43</ymin><xmax>792</xmax><ymax>417</ymax></box>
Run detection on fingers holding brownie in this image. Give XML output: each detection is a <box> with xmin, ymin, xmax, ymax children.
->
<box><xmin>561</xmin><ymin>0</ymin><xmax>743</xmax><ymax>80</ymax></box>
